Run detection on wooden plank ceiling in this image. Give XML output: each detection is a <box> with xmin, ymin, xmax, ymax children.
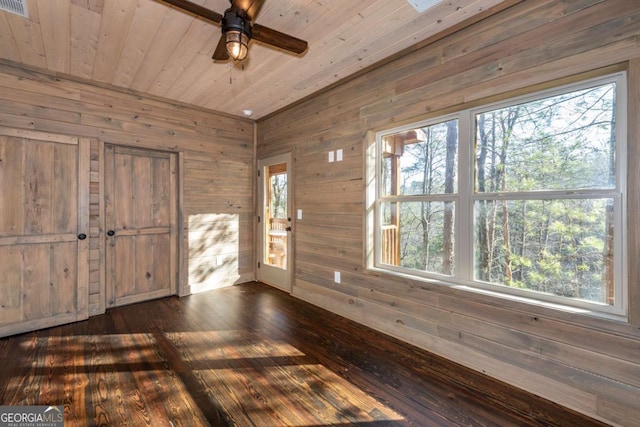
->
<box><xmin>0</xmin><ymin>0</ymin><xmax>507</xmax><ymax>119</ymax></box>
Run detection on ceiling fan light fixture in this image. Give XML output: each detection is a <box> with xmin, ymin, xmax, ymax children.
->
<box><xmin>226</xmin><ymin>30</ymin><xmax>249</xmax><ymax>60</ymax></box>
<box><xmin>223</xmin><ymin>9</ymin><xmax>251</xmax><ymax>61</ymax></box>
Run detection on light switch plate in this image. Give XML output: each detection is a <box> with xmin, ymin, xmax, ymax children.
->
<box><xmin>334</xmin><ymin>271</ymin><xmax>341</xmax><ymax>283</ymax></box>
<box><xmin>336</xmin><ymin>149</ymin><xmax>343</xmax><ymax>161</ymax></box>
<box><xmin>328</xmin><ymin>151</ymin><xmax>335</xmax><ymax>162</ymax></box>
<box><xmin>297</xmin><ymin>209</ymin><xmax>303</xmax><ymax>220</ymax></box>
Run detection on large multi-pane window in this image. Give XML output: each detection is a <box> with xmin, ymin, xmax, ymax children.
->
<box><xmin>370</xmin><ymin>73</ymin><xmax>627</xmax><ymax>317</ymax></box>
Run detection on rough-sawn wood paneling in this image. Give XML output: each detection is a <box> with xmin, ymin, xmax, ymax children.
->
<box><xmin>0</xmin><ymin>62</ymin><xmax>255</xmax><ymax>314</ymax></box>
<box><xmin>257</xmin><ymin>1</ymin><xmax>640</xmax><ymax>425</ymax></box>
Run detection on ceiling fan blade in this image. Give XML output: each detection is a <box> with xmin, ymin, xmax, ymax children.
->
<box><xmin>231</xmin><ymin>0</ymin><xmax>266</xmax><ymax>21</ymax></box>
<box><xmin>212</xmin><ymin>35</ymin><xmax>229</xmax><ymax>61</ymax></box>
<box><xmin>252</xmin><ymin>23</ymin><xmax>307</xmax><ymax>55</ymax></box>
<box><xmin>155</xmin><ymin>0</ymin><xmax>223</xmax><ymax>24</ymax></box>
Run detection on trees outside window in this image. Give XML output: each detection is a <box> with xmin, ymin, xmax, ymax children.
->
<box><xmin>372</xmin><ymin>72</ymin><xmax>626</xmax><ymax>316</ymax></box>
<box><xmin>269</xmin><ymin>173</ymin><xmax>287</xmax><ymax>219</ymax></box>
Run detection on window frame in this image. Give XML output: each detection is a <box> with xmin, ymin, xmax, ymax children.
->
<box><xmin>368</xmin><ymin>72</ymin><xmax>628</xmax><ymax>319</ymax></box>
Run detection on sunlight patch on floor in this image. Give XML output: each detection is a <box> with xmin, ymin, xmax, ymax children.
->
<box><xmin>167</xmin><ymin>330</ymin><xmax>405</xmax><ymax>426</ymax></box>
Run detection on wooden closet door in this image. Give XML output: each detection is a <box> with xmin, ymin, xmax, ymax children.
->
<box><xmin>0</xmin><ymin>128</ymin><xmax>89</xmax><ymax>337</ymax></box>
<box><xmin>105</xmin><ymin>146</ymin><xmax>177</xmax><ymax>307</ymax></box>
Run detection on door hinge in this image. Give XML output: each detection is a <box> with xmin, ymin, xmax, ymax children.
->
<box><xmin>258</xmin><ymin>262</ymin><xmax>261</xmax><ymax>268</ymax></box>
<box><xmin>257</xmin><ymin>170</ymin><xmax>260</xmax><ymax>177</ymax></box>
<box><xmin>258</xmin><ymin>216</ymin><xmax>261</xmax><ymax>223</ymax></box>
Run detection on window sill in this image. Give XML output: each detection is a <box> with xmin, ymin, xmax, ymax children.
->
<box><xmin>365</xmin><ymin>266</ymin><xmax>628</xmax><ymax>325</ymax></box>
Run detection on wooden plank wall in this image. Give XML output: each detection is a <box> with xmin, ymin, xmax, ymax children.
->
<box><xmin>0</xmin><ymin>62</ymin><xmax>255</xmax><ymax>314</ymax></box>
<box><xmin>257</xmin><ymin>1</ymin><xmax>640</xmax><ymax>425</ymax></box>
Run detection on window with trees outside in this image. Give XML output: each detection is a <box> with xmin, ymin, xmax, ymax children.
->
<box><xmin>369</xmin><ymin>72</ymin><xmax>627</xmax><ymax>318</ymax></box>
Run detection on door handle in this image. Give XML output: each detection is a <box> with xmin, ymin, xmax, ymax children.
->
<box><xmin>285</xmin><ymin>226</ymin><xmax>292</xmax><ymax>232</ymax></box>
<box><xmin>78</xmin><ymin>233</ymin><xmax>87</xmax><ymax>240</ymax></box>
<box><xmin>107</xmin><ymin>230</ymin><xmax>115</xmax><ymax>236</ymax></box>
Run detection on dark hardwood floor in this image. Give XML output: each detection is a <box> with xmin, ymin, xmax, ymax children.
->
<box><xmin>0</xmin><ymin>282</ymin><xmax>610</xmax><ymax>426</ymax></box>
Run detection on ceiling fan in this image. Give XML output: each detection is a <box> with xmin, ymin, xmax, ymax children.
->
<box><xmin>156</xmin><ymin>0</ymin><xmax>308</xmax><ymax>62</ymax></box>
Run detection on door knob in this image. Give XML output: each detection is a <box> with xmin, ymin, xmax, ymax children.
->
<box><xmin>285</xmin><ymin>226</ymin><xmax>292</xmax><ymax>232</ymax></box>
<box><xmin>107</xmin><ymin>230</ymin><xmax>115</xmax><ymax>236</ymax></box>
<box><xmin>77</xmin><ymin>233</ymin><xmax>87</xmax><ymax>240</ymax></box>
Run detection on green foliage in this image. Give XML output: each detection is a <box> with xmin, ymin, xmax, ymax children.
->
<box><xmin>473</xmin><ymin>83</ymin><xmax>616</xmax><ymax>303</ymax></box>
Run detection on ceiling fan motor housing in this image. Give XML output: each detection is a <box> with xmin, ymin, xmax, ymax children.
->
<box><xmin>222</xmin><ymin>9</ymin><xmax>252</xmax><ymax>39</ymax></box>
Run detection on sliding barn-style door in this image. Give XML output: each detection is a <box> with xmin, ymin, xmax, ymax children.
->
<box><xmin>0</xmin><ymin>128</ymin><xmax>89</xmax><ymax>337</ymax></box>
<box><xmin>105</xmin><ymin>146</ymin><xmax>177</xmax><ymax>307</ymax></box>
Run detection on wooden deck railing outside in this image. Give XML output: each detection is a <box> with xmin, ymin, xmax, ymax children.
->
<box><xmin>381</xmin><ymin>224</ymin><xmax>399</xmax><ymax>266</ymax></box>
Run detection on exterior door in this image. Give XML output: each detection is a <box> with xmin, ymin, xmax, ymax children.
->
<box><xmin>257</xmin><ymin>153</ymin><xmax>292</xmax><ymax>292</ymax></box>
<box><xmin>0</xmin><ymin>128</ymin><xmax>89</xmax><ymax>337</ymax></box>
<box><xmin>105</xmin><ymin>146</ymin><xmax>177</xmax><ymax>307</ymax></box>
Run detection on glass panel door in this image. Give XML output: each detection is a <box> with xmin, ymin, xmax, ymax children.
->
<box><xmin>258</xmin><ymin>153</ymin><xmax>292</xmax><ymax>292</ymax></box>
